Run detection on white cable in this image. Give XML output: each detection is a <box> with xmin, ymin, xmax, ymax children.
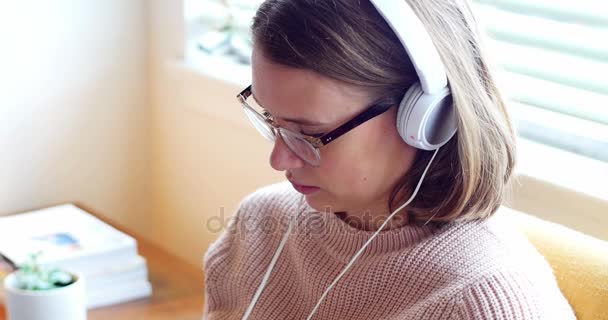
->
<box><xmin>305</xmin><ymin>147</ymin><xmax>441</xmax><ymax>320</ymax></box>
<box><xmin>241</xmin><ymin>215</ymin><xmax>295</xmax><ymax>320</ymax></box>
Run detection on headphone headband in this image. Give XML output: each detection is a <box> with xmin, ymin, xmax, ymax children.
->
<box><xmin>369</xmin><ymin>0</ymin><xmax>448</xmax><ymax>94</ymax></box>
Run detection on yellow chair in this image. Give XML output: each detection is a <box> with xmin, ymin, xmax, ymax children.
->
<box><xmin>505</xmin><ymin>207</ymin><xmax>608</xmax><ymax>320</ymax></box>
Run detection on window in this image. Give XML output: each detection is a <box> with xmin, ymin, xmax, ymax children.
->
<box><xmin>185</xmin><ymin>0</ymin><xmax>608</xmax><ymax>162</ymax></box>
<box><xmin>184</xmin><ymin>0</ymin><xmax>262</xmax><ymax>65</ymax></box>
<box><xmin>473</xmin><ymin>0</ymin><xmax>608</xmax><ymax>162</ymax></box>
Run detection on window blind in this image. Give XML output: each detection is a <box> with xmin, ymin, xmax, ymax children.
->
<box><xmin>472</xmin><ymin>0</ymin><xmax>608</xmax><ymax>161</ymax></box>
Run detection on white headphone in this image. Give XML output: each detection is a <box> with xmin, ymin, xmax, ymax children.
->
<box><xmin>370</xmin><ymin>0</ymin><xmax>457</xmax><ymax>150</ymax></box>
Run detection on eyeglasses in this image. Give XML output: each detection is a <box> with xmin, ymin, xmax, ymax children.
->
<box><xmin>236</xmin><ymin>85</ymin><xmax>393</xmax><ymax>167</ymax></box>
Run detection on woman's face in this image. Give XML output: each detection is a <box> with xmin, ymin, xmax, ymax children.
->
<box><xmin>251</xmin><ymin>46</ymin><xmax>418</xmax><ymax>217</ymax></box>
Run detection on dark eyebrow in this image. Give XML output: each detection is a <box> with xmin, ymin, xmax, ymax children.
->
<box><xmin>250</xmin><ymin>92</ymin><xmax>327</xmax><ymax>126</ymax></box>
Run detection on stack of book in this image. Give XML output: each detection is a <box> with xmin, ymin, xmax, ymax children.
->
<box><xmin>0</xmin><ymin>204</ymin><xmax>152</xmax><ymax>309</ymax></box>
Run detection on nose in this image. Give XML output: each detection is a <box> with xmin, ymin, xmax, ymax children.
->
<box><xmin>270</xmin><ymin>134</ymin><xmax>306</xmax><ymax>171</ymax></box>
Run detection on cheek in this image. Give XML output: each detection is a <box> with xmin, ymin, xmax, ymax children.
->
<box><xmin>318</xmin><ymin>121</ymin><xmax>402</xmax><ymax>190</ymax></box>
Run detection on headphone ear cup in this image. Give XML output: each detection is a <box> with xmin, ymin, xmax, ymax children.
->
<box><xmin>396</xmin><ymin>82</ymin><xmax>424</xmax><ymax>147</ymax></box>
<box><xmin>396</xmin><ymin>83</ymin><xmax>456</xmax><ymax>150</ymax></box>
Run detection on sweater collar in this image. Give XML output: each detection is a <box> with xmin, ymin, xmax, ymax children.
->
<box><xmin>294</xmin><ymin>198</ymin><xmax>443</xmax><ymax>262</ymax></box>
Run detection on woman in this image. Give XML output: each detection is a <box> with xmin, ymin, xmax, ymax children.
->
<box><xmin>203</xmin><ymin>0</ymin><xmax>575</xmax><ymax>319</ymax></box>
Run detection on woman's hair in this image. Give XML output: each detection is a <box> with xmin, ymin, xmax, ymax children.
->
<box><xmin>252</xmin><ymin>0</ymin><xmax>517</xmax><ymax>225</ymax></box>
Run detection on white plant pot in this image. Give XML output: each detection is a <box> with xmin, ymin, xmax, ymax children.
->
<box><xmin>3</xmin><ymin>272</ymin><xmax>87</xmax><ymax>320</ymax></box>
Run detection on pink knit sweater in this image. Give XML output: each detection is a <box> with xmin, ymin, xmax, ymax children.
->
<box><xmin>202</xmin><ymin>182</ymin><xmax>575</xmax><ymax>319</ymax></box>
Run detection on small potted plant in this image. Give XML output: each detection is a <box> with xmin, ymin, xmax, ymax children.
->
<box><xmin>3</xmin><ymin>252</ymin><xmax>86</xmax><ymax>320</ymax></box>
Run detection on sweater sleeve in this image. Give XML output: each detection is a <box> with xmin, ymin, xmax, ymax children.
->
<box><xmin>454</xmin><ymin>270</ymin><xmax>575</xmax><ymax>320</ymax></box>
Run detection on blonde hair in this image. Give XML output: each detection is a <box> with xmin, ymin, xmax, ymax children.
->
<box><xmin>252</xmin><ymin>0</ymin><xmax>517</xmax><ymax>225</ymax></box>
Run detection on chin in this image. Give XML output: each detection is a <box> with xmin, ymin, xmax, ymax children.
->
<box><xmin>304</xmin><ymin>195</ymin><xmax>340</xmax><ymax>214</ymax></box>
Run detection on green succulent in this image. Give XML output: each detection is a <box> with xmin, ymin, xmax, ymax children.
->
<box><xmin>15</xmin><ymin>252</ymin><xmax>75</xmax><ymax>291</ymax></box>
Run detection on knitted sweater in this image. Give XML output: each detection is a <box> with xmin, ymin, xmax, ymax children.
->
<box><xmin>202</xmin><ymin>182</ymin><xmax>575</xmax><ymax>319</ymax></box>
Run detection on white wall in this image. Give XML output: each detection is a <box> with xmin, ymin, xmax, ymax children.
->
<box><xmin>147</xmin><ymin>0</ymin><xmax>284</xmax><ymax>267</ymax></box>
<box><xmin>0</xmin><ymin>1</ymin><xmax>152</xmax><ymax>237</ymax></box>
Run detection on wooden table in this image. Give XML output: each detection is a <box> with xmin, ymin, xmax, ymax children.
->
<box><xmin>0</xmin><ymin>207</ymin><xmax>206</xmax><ymax>320</ymax></box>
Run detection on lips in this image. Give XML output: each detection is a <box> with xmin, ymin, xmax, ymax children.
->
<box><xmin>291</xmin><ymin>181</ymin><xmax>317</xmax><ymax>188</ymax></box>
<box><xmin>287</xmin><ymin>178</ymin><xmax>320</xmax><ymax>195</ymax></box>
<box><xmin>291</xmin><ymin>183</ymin><xmax>320</xmax><ymax>195</ymax></box>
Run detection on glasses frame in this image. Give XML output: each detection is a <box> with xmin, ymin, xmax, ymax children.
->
<box><xmin>237</xmin><ymin>84</ymin><xmax>393</xmax><ymax>164</ymax></box>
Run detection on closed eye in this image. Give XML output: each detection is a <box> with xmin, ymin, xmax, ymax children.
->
<box><xmin>300</xmin><ymin>131</ymin><xmax>325</xmax><ymax>138</ymax></box>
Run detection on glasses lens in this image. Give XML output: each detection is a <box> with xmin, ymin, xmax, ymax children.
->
<box><xmin>242</xmin><ymin>101</ymin><xmax>276</xmax><ymax>142</ymax></box>
<box><xmin>279</xmin><ymin>129</ymin><xmax>321</xmax><ymax>166</ymax></box>
<box><xmin>240</xmin><ymin>94</ymin><xmax>321</xmax><ymax>166</ymax></box>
